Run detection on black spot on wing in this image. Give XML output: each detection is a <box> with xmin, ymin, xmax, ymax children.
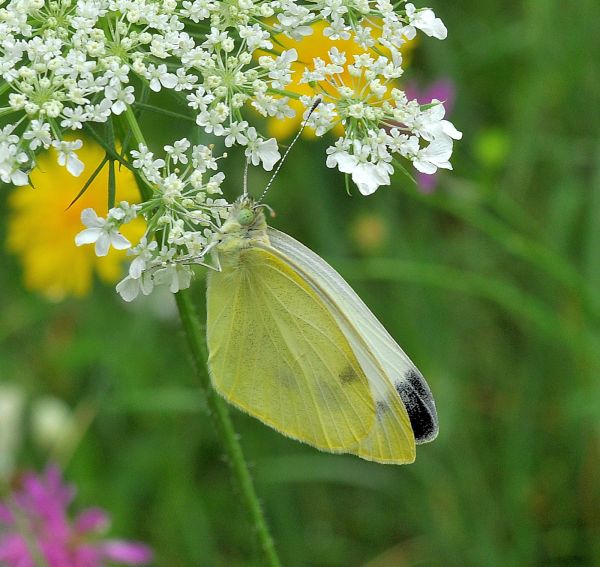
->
<box><xmin>375</xmin><ymin>400</ymin><xmax>389</xmax><ymax>420</ymax></box>
<box><xmin>395</xmin><ymin>369</ymin><xmax>438</xmax><ymax>443</ymax></box>
<box><xmin>277</xmin><ymin>367</ymin><xmax>297</xmax><ymax>389</ymax></box>
<box><xmin>339</xmin><ymin>365</ymin><xmax>358</xmax><ymax>384</ymax></box>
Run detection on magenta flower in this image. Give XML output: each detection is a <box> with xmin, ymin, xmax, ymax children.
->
<box><xmin>0</xmin><ymin>466</ymin><xmax>153</xmax><ymax>567</ymax></box>
<box><xmin>405</xmin><ymin>78</ymin><xmax>457</xmax><ymax>193</ymax></box>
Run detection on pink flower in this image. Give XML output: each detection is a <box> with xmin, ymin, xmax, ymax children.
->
<box><xmin>405</xmin><ymin>79</ymin><xmax>456</xmax><ymax>193</ymax></box>
<box><xmin>0</xmin><ymin>466</ymin><xmax>153</xmax><ymax>567</ymax></box>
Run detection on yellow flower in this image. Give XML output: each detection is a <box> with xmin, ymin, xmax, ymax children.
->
<box><xmin>265</xmin><ymin>21</ymin><xmax>417</xmax><ymax>139</ymax></box>
<box><xmin>7</xmin><ymin>138</ymin><xmax>145</xmax><ymax>301</ymax></box>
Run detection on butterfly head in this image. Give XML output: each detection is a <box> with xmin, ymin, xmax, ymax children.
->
<box><xmin>214</xmin><ymin>196</ymin><xmax>269</xmax><ymax>253</ymax></box>
<box><xmin>230</xmin><ymin>195</ymin><xmax>266</xmax><ymax>228</ymax></box>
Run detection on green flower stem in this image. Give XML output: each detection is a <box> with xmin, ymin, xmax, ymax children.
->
<box><xmin>175</xmin><ymin>291</ymin><xmax>281</xmax><ymax>567</ymax></box>
<box><xmin>133</xmin><ymin>102</ymin><xmax>197</xmax><ymax>123</ymax></box>
<box><xmin>122</xmin><ymin>105</ymin><xmax>281</xmax><ymax>567</ymax></box>
<box><xmin>123</xmin><ymin>106</ymin><xmax>146</xmax><ymax>148</ymax></box>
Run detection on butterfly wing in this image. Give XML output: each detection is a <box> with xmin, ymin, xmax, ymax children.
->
<box><xmin>206</xmin><ymin>246</ymin><xmax>376</xmax><ymax>452</ymax></box>
<box><xmin>266</xmin><ymin>228</ymin><xmax>439</xmax><ymax>463</ymax></box>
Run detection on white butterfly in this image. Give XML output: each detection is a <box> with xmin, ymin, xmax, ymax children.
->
<box><xmin>206</xmin><ymin>196</ymin><xmax>438</xmax><ymax>464</ymax></box>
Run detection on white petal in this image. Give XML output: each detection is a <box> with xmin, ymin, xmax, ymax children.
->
<box><xmin>259</xmin><ymin>152</ymin><xmax>278</xmax><ymax>171</ymax></box>
<box><xmin>116</xmin><ymin>276</ymin><xmax>141</xmax><ymax>302</ymax></box>
<box><xmin>402</xmin><ymin>25</ymin><xmax>417</xmax><ymax>40</ymax></box>
<box><xmin>421</xmin><ymin>138</ymin><xmax>453</xmax><ymax>165</ymax></box>
<box><xmin>170</xmin><ymin>266</ymin><xmax>192</xmax><ymax>293</ymax></box>
<box><xmin>283</xmin><ymin>48</ymin><xmax>298</xmax><ymax>63</ymax></box>
<box><xmin>140</xmin><ymin>273</ymin><xmax>155</xmax><ymax>296</ymax></box>
<box><xmin>427</xmin><ymin>103</ymin><xmax>446</xmax><ymax>121</ymax></box>
<box><xmin>413</xmin><ymin>159</ymin><xmax>437</xmax><ymax>174</ymax></box>
<box><xmin>75</xmin><ymin>227</ymin><xmax>102</xmax><ymax>246</ymax></box>
<box><xmin>112</xmin><ymin>100</ymin><xmax>126</xmax><ymax>115</ymax></box>
<box><xmin>149</xmin><ymin>78</ymin><xmax>161</xmax><ymax>92</ymax></box>
<box><xmin>95</xmin><ymin>233</ymin><xmax>111</xmax><ymax>256</ymax></box>
<box><xmin>81</xmin><ymin>208</ymin><xmax>103</xmax><ymax>228</ymax></box>
<box><xmin>258</xmin><ymin>138</ymin><xmax>280</xmax><ymax>171</ymax></box>
<box><xmin>352</xmin><ymin>163</ymin><xmax>390</xmax><ymax>195</ymax></box>
<box><xmin>354</xmin><ymin>180</ymin><xmax>379</xmax><ymax>196</ymax></box>
<box><xmin>11</xmin><ymin>170</ymin><xmax>29</xmax><ymax>186</ymax></box>
<box><xmin>441</xmin><ymin>120</ymin><xmax>463</xmax><ymax>140</ymax></box>
<box><xmin>246</xmin><ymin>148</ymin><xmax>260</xmax><ymax>166</ymax></box>
<box><xmin>169</xmin><ymin>270</ymin><xmax>181</xmax><ymax>293</ymax></box>
<box><xmin>129</xmin><ymin>256</ymin><xmax>145</xmax><ymax>279</ymax></box>
<box><xmin>67</xmin><ymin>154</ymin><xmax>85</xmax><ymax>177</ymax></box>
<box><xmin>413</xmin><ymin>9</ymin><xmax>447</xmax><ymax>39</ymax></box>
<box><xmin>110</xmin><ymin>232</ymin><xmax>132</xmax><ymax>250</ymax></box>
<box><xmin>334</xmin><ymin>153</ymin><xmax>358</xmax><ymax>174</ymax></box>
<box><xmin>161</xmin><ymin>73</ymin><xmax>178</xmax><ymax>89</ymax></box>
<box><xmin>151</xmin><ymin>267</ymin><xmax>167</xmax><ymax>287</ymax></box>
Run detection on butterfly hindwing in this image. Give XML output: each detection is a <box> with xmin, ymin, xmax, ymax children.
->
<box><xmin>207</xmin><ymin>246</ymin><xmax>376</xmax><ymax>452</ymax></box>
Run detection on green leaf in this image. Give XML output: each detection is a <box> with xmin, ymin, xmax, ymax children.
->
<box><xmin>108</xmin><ymin>158</ymin><xmax>116</xmax><ymax>209</ymax></box>
<box><xmin>83</xmin><ymin>124</ymin><xmax>133</xmax><ymax>171</ymax></box>
<box><xmin>66</xmin><ymin>154</ymin><xmax>109</xmax><ymax>210</ymax></box>
<box><xmin>344</xmin><ymin>173</ymin><xmax>352</xmax><ymax>196</ymax></box>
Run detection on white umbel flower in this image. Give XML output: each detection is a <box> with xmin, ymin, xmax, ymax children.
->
<box><xmin>116</xmin><ymin>272</ymin><xmax>155</xmax><ymax>302</ymax></box>
<box><xmin>1</xmin><ymin>0</ymin><xmax>459</xmax><ymax>194</ymax></box>
<box><xmin>327</xmin><ymin>139</ymin><xmax>393</xmax><ymax>195</ymax></box>
<box><xmin>153</xmin><ymin>263</ymin><xmax>194</xmax><ymax>293</ymax></box>
<box><xmin>244</xmin><ymin>127</ymin><xmax>281</xmax><ymax>171</ymax></box>
<box><xmin>75</xmin><ymin>208</ymin><xmax>132</xmax><ymax>257</ymax></box>
<box><xmin>52</xmin><ymin>139</ymin><xmax>85</xmax><ymax>177</ymax></box>
<box><xmin>404</xmin><ymin>3</ymin><xmax>447</xmax><ymax>40</ymax></box>
<box><xmin>413</xmin><ymin>137</ymin><xmax>454</xmax><ymax>174</ymax></box>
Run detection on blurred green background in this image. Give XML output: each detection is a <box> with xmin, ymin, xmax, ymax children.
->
<box><xmin>2</xmin><ymin>0</ymin><xmax>600</xmax><ymax>565</ymax></box>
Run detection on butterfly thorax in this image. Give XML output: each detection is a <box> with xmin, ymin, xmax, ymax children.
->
<box><xmin>213</xmin><ymin>196</ymin><xmax>270</xmax><ymax>265</ymax></box>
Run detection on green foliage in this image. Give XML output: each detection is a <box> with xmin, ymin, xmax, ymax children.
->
<box><xmin>2</xmin><ymin>0</ymin><xmax>600</xmax><ymax>565</ymax></box>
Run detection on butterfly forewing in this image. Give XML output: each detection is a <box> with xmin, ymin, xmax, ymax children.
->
<box><xmin>207</xmin><ymin>246</ymin><xmax>377</xmax><ymax>452</ymax></box>
<box><xmin>266</xmin><ymin>228</ymin><xmax>439</xmax><ymax>459</ymax></box>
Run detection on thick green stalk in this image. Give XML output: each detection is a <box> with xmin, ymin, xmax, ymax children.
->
<box><xmin>175</xmin><ymin>291</ymin><xmax>281</xmax><ymax>567</ymax></box>
<box><xmin>122</xmin><ymin>105</ymin><xmax>281</xmax><ymax>567</ymax></box>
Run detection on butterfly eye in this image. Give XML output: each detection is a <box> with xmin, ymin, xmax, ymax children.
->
<box><xmin>238</xmin><ymin>208</ymin><xmax>254</xmax><ymax>226</ymax></box>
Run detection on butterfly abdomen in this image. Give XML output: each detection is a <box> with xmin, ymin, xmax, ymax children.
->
<box><xmin>395</xmin><ymin>369</ymin><xmax>438</xmax><ymax>444</ymax></box>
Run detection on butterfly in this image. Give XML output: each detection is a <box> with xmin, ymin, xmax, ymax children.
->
<box><xmin>205</xmin><ymin>195</ymin><xmax>438</xmax><ymax>464</ymax></box>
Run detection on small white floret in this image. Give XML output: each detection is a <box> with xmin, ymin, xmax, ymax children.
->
<box><xmin>75</xmin><ymin>208</ymin><xmax>132</xmax><ymax>257</ymax></box>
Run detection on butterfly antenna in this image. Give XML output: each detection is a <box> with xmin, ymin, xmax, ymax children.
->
<box><xmin>256</xmin><ymin>97</ymin><xmax>322</xmax><ymax>205</ymax></box>
<box><xmin>242</xmin><ymin>157</ymin><xmax>249</xmax><ymax>198</ymax></box>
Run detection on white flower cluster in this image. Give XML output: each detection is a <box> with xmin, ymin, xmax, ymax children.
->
<box><xmin>0</xmin><ymin>0</ymin><xmax>294</xmax><ymax>181</ymax></box>
<box><xmin>311</xmin><ymin>55</ymin><xmax>462</xmax><ymax>194</ymax></box>
<box><xmin>75</xmin><ymin>141</ymin><xmax>231</xmax><ymax>301</ymax></box>
<box><xmin>1</xmin><ymin>0</ymin><xmax>459</xmax><ymax>195</ymax></box>
<box><xmin>297</xmin><ymin>1</ymin><xmax>461</xmax><ymax>194</ymax></box>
